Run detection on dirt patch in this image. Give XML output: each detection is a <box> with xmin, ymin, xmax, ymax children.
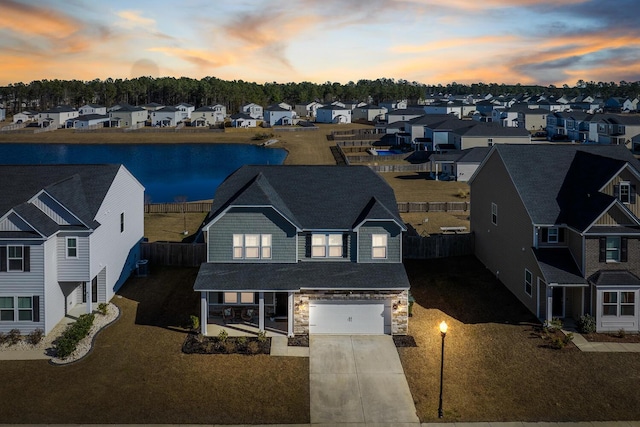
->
<box><xmin>288</xmin><ymin>335</ymin><xmax>309</xmax><ymax>347</ymax></box>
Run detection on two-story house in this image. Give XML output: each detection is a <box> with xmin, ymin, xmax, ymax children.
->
<box><xmin>470</xmin><ymin>144</ymin><xmax>640</xmax><ymax>333</ymax></box>
<box><xmin>316</xmin><ymin>105</ymin><xmax>352</xmax><ymax>124</ymax></box>
<box><xmin>0</xmin><ymin>164</ymin><xmax>144</xmax><ymax>335</ymax></box>
<box><xmin>38</xmin><ymin>105</ymin><xmax>78</xmax><ymax>129</ymax></box>
<box><xmin>241</xmin><ymin>103</ymin><xmax>264</xmax><ymax>120</ymax></box>
<box><xmin>109</xmin><ymin>104</ymin><xmax>147</xmax><ymax>128</ymax></box>
<box><xmin>194</xmin><ymin>165</ymin><xmax>411</xmax><ymax>337</ymax></box>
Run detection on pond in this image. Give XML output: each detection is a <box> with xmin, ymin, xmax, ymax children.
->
<box><xmin>0</xmin><ymin>143</ymin><xmax>287</xmax><ymax>202</ymax></box>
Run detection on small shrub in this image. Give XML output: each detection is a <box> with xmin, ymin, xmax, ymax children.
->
<box><xmin>222</xmin><ymin>340</ymin><xmax>236</xmax><ymax>354</ymax></box>
<box><xmin>0</xmin><ymin>332</ymin><xmax>6</xmax><ymax>345</ymax></box>
<box><xmin>577</xmin><ymin>314</ymin><xmax>596</xmax><ymax>334</ymax></box>
<box><xmin>544</xmin><ymin>317</ymin><xmax>563</xmax><ymax>333</ymax></box>
<box><xmin>615</xmin><ymin>328</ymin><xmax>626</xmax><ymax>338</ymax></box>
<box><xmin>26</xmin><ymin>328</ymin><xmax>44</xmax><ymax>345</ymax></box>
<box><xmin>247</xmin><ymin>341</ymin><xmax>260</xmax><ymax>354</ymax></box>
<box><xmin>189</xmin><ymin>315</ymin><xmax>200</xmax><ymax>331</ymax></box>
<box><xmin>97</xmin><ymin>303</ymin><xmax>108</xmax><ymax>316</ymax></box>
<box><xmin>257</xmin><ymin>330</ymin><xmax>268</xmax><ymax>343</ymax></box>
<box><xmin>7</xmin><ymin>329</ymin><xmax>21</xmax><ymax>346</ymax></box>
<box><xmin>237</xmin><ymin>336</ymin><xmax>247</xmax><ymax>346</ymax></box>
<box><xmin>54</xmin><ymin>313</ymin><xmax>95</xmax><ymax>359</ymax></box>
<box><xmin>217</xmin><ymin>329</ymin><xmax>229</xmax><ymax>343</ymax></box>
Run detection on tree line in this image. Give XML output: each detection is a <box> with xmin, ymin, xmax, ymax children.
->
<box><xmin>1</xmin><ymin>76</ymin><xmax>639</xmax><ymax>114</ymax></box>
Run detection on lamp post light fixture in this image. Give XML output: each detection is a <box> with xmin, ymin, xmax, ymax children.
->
<box><xmin>438</xmin><ymin>320</ymin><xmax>448</xmax><ymax>418</ymax></box>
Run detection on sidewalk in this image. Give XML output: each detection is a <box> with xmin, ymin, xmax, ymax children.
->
<box><xmin>569</xmin><ymin>332</ymin><xmax>640</xmax><ymax>352</ymax></box>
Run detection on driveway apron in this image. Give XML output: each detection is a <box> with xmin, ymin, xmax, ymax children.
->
<box><xmin>309</xmin><ymin>335</ymin><xmax>419</xmax><ymax>424</ymax></box>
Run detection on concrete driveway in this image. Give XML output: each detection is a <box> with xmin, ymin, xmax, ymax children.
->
<box><xmin>309</xmin><ymin>335</ymin><xmax>419</xmax><ymax>425</ymax></box>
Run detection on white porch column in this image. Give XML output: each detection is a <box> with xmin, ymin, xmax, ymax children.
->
<box><xmin>546</xmin><ymin>287</ymin><xmax>554</xmax><ymax>324</ymax></box>
<box><xmin>287</xmin><ymin>292</ymin><xmax>294</xmax><ymax>337</ymax></box>
<box><xmin>258</xmin><ymin>292</ymin><xmax>265</xmax><ymax>331</ymax></box>
<box><xmin>86</xmin><ymin>281</ymin><xmax>92</xmax><ymax>314</ymax></box>
<box><xmin>200</xmin><ymin>292</ymin><xmax>208</xmax><ymax>336</ymax></box>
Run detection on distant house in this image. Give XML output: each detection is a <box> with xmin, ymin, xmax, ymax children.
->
<box><xmin>175</xmin><ymin>103</ymin><xmax>195</xmax><ymax>120</ymax></box>
<box><xmin>429</xmin><ymin>147</ymin><xmax>490</xmax><ymax>181</ymax></box>
<box><xmin>264</xmin><ymin>106</ymin><xmax>294</xmax><ymax>127</ymax></box>
<box><xmin>194</xmin><ymin>165</ymin><xmax>410</xmax><ymax>337</ymax></box>
<box><xmin>470</xmin><ymin>144</ymin><xmax>640</xmax><ymax>333</ymax></box>
<box><xmin>294</xmin><ymin>101</ymin><xmax>323</xmax><ymax>119</ymax></box>
<box><xmin>12</xmin><ymin>110</ymin><xmax>38</xmax><ymax>124</ymax></box>
<box><xmin>0</xmin><ymin>107</ymin><xmax>6</xmax><ymax>121</ymax></box>
<box><xmin>38</xmin><ymin>105</ymin><xmax>79</xmax><ymax>129</ymax></box>
<box><xmin>151</xmin><ymin>106</ymin><xmax>182</xmax><ymax>127</ymax></box>
<box><xmin>191</xmin><ymin>106</ymin><xmax>225</xmax><ymax>127</ymax></box>
<box><xmin>386</xmin><ymin>108</ymin><xmax>425</xmax><ymax>124</ymax></box>
<box><xmin>67</xmin><ymin>114</ymin><xmax>110</xmax><ymax>129</ymax></box>
<box><xmin>0</xmin><ymin>164</ymin><xmax>144</xmax><ymax>335</ymax></box>
<box><xmin>78</xmin><ymin>104</ymin><xmax>106</xmax><ymax>116</ymax></box>
<box><xmin>516</xmin><ymin>108</ymin><xmax>548</xmax><ymax>132</ymax></box>
<box><xmin>267</xmin><ymin>102</ymin><xmax>292</xmax><ymax>111</ymax></box>
<box><xmin>230</xmin><ymin>113</ymin><xmax>257</xmax><ymax>128</ymax></box>
<box><xmin>316</xmin><ymin>105</ymin><xmax>352</xmax><ymax>124</ymax></box>
<box><xmin>352</xmin><ymin>104</ymin><xmax>388</xmax><ymax>122</ymax></box>
<box><xmin>241</xmin><ymin>103</ymin><xmax>263</xmax><ymax>120</ymax></box>
<box><xmin>109</xmin><ymin>104</ymin><xmax>147</xmax><ymax>128</ymax></box>
<box><xmin>380</xmin><ymin>100</ymin><xmax>407</xmax><ymax>111</ymax></box>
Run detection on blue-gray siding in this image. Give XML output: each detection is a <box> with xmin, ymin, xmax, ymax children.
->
<box><xmin>358</xmin><ymin>221</ymin><xmax>403</xmax><ymax>263</ymax></box>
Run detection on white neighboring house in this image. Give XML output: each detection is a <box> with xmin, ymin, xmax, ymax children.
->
<box><xmin>13</xmin><ymin>110</ymin><xmax>38</xmax><ymax>124</ymax></box>
<box><xmin>78</xmin><ymin>104</ymin><xmax>107</xmax><ymax>116</ymax></box>
<box><xmin>175</xmin><ymin>103</ymin><xmax>195</xmax><ymax>120</ymax></box>
<box><xmin>264</xmin><ymin>106</ymin><xmax>295</xmax><ymax>126</ymax></box>
<box><xmin>316</xmin><ymin>105</ymin><xmax>352</xmax><ymax>124</ymax></box>
<box><xmin>352</xmin><ymin>104</ymin><xmax>388</xmax><ymax>122</ymax></box>
<box><xmin>0</xmin><ymin>164</ymin><xmax>144</xmax><ymax>335</ymax></box>
<box><xmin>68</xmin><ymin>114</ymin><xmax>110</xmax><ymax>129</ymax></box>
<box><xmin>230</xmin><ymin>113</ymin><xmax>257</xmax><ymax>128</ymax></box>
<box><xmin>242</xmin><ymin>103</ymin><xmax>264</xmax><ymax>120</ymax></box>
<box><xmin>151</xmin><ymin>106</ymin><xmax>182</xmax><ymax>127</ymax></box>
<box><xmin>294</xmin><ymin>101</ymin><xmax>323</xmax><ymax>119</ymax></box>
<box><xmin>38</xmin><ymin>105</ymin><xmax>79</xmax><ymax>128</ymax></box>
<box><xmin>380</xmin><ymin>100</ymin><xmax>408</xmax><ymax>111</ymax></box>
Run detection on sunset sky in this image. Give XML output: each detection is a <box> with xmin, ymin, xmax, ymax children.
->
<box><xmin>1</xmin><ymin>0</ymin><xmax>638</xmax><ymax>87</ymax></box>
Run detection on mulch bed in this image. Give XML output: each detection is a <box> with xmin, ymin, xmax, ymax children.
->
<box><xmin>288</xmin><ymin>335</ymin><xmax>309</xmax><ymax>347</ymax></box>
<box><xmin>393</xmin><ymin>335</ymin><xmax>418</xmax><ymax>347</ymax></box>
<box><xmin>182</xmin><ymin>333</ymin><xmax>271</xmax><ymax>355</ymax></box>
<box><xmin>582</xmin><ymin>332</ymin><xmax>640</xmax><ymax>343</ymax></box>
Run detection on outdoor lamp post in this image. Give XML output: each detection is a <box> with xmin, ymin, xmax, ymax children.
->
<box><xmin>438</xmin><ymin>320</ymin><xmax>448</xmax><ymax>418</ymax></box>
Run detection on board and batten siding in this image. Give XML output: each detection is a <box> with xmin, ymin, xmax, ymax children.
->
<box><xmin>470</xmin><ymin>150</ymin><xmax>541</xmax><ymax>316</ymax></box>
<box><xmin>56</xmin><ymin>234</ymin><xmax>90</xmax><ymax>282</ymax></box>
<box><xmin>0</xmin><ymin>241</ymin><xmax>46</xmax><ymax>334</ymax></box>
<box><xmin>89</xmin><ymin>165</ymin><xmax>145</xmax><ymax>302</ymax></box>
<box><xmin>208</xmin><ymin>207</ymin><xmax>297</xmax><ymax>263</ymax></box>
<box><xmin>357</xmin><ymin>221</ymin><xmax>402</xmax><ymax>263</ymax></box>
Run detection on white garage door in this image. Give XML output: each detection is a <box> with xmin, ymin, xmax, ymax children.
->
<box><xmin>309</xmin><ymin>301</ymin><xmax>388</xmax><ymax>334</ymax></box>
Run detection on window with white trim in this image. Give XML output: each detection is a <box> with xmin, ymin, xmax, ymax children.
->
<box><xmin>223</xmin><ymin>292</ymin><xmax>255</xmax><ymax>305</ymax></box>
<box><xmin>0</xmin><ymin>296</ymin><xmax>33</xmax><ymax>322</ymax></box>
<box><xmin>618</xmin><ymin>182</ymin><xmax>632</xmax><ymax>204</ymax></box>
<box><xmin>8</xmin><ymin>246</ymin><xmax>23</xmax><ymax>271</ymax></box>
<box><xmin>524</xmin><ymin>269</ymin><xmax>532</xmax><ymax>296</ymax></box>
<box><xmin>606</xmin><ymin>237</ymin><xmax>621</xmax><ymax>262</ymax></box>
<box><xmin>232</xmin><ymin>234</ymin><xmax>271</xmax><ymax>259</ymax></box>
<box><xmin>547</xmin><ymin>228</ymin><xmax>559</xmax><ymax>243</ymax></box>
<box><xmin>491</xmin><ymin>203</ymin><xmax>498</xmax><ymax>226</ymax></box>
<box><xmin>66</xmin><ymin>237</ymin><xmax>78</xmax><ymax>258</ymax></box>
<box><xmin>372</xmin><ymin>234</ymin><xmax>388</xmax><ymax>259</ymax></box>
<box><xmin>0</xmin><ymin>297</ymin><xmax>14</xmax><ymax>321</ymax></box>
<box><xmin>603</xmin><ymin>291</ymin><xmax>636</xmax><ymax>316</ymax></box>
<box><xmin>18</xmin><ymin>297</ymin><xmax>32</xmax><ymax>321</ymax></box>
<box><xmin>621</xmin><ymin>292</ymin><xmax>635</xmax><ymax>316</ymax></box>
<box><xmin>311</xmin><ymin>234</ymin><xmax>343</xmax><ymax>258</ymax></box>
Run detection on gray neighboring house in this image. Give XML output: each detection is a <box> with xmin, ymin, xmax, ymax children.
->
<box><xmin>429</xmin><ymin>147</ymin><xmax>490</xmax><ymax>181</ymax></box>
<box><xmin>470</xmin><ymin>144</ymin><xmax>640</xmax><ymax>333</ymax></box>
<box><xmin>0</xmin><ymin>165</ymin><xmax>144</xmax><ymax>335</ymax></box>
<box><xmin>194</xmin><ymin>165</ymin><xmax>411</xmax><ymax>337</ymax></box>
<box><xmin>68</xmin><ymin>114</ymin><xmax>110</xmax><ymax>129</ymax></box>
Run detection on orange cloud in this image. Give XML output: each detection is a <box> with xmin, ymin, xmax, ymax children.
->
<box><xmin>392</xmin><ymin>35</ymin><xmax>520</xmax><ymax>54</ymax></box>
<box><xmin>148</xmin><ymin>46</ymin><xmax>237</xmax><ymax>69</ymax></box>
<box><xmin>116</xmin><ymin>10</ymin><xmax>156</xmax><ymax>30</ymax></box>
<box><xmin>0</xmin><ymin>0</ymin><xmax>81</xmax><ymax>38</ymax></box>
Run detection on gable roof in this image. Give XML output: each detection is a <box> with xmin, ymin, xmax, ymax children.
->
<box><xmin>205</xmin><ymin>165</ymin><xmax>404</xmax><ymax>231</ymax></box>
<box><xmin>0</xmin><ymin>164</ymin><xmax>122</xmax><ymax>237</ymax></box>
<box><xmin>480</xmin><ymin>144</ymin><xmax>640</xmax><ymax>230</ymax></box>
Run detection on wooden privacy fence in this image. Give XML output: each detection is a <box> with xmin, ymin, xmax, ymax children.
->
<box><xmin>145</xmin><ymin>202</ymin><xmax>213</xmax><ymax>213</ymax></box>
<box><xmin>141</xmin><ymin>242</ymin><xmax>206</xmax><ymax>267</ymax></box>
<box><xmin>397</xmin><ymin>201</ymin><xmax>470</xmax><ymax>213</ymax></box>
<box><xmin>403</xmin><ymin>233</ymin><xmax>474</xmax><ymax>259</ymax></box>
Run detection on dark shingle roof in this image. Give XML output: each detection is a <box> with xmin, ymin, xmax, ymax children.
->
<box><xmin>590</xmin><ymin>270</ymin><xmax>640</xmax><ymax>286</ymax></box>
<box><xmin>0</xmin><ymin>164</ymin><xmax>121</xmax><ymax>237</ymax></box>
<box><xmin>207</xmin><ymin>165</ymin><xmax>404</xmax><ymax>230</ymax></box>
<box><xmin>194</xmin><ymin>262</ymin><xmax>410</xmax><ymax>291</ymax></box>
<box><xmin>533</xmin><ymin>248</ymin><xmax>587</xmax><ymax>285</ymax></box>
<box><xmin>491</xmin><ymin>144</ymin><xmax>640</xmax><ymax>229</ymax></box>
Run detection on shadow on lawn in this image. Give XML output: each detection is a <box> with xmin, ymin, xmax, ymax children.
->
<box><xmin>404</xmin><ymin>255</ymin><xmax>539</xmax><ymax>326</ymax></box>
<box><xmin>117</xmin><ymin>265</ymin><xmax>200</xmax><ymax>331</ymax></box>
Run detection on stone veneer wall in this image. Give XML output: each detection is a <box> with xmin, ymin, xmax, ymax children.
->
<box><xmin>294</xmin><ymin>290</ymin><xmax>408</xmax><ymax>335</ymax></box>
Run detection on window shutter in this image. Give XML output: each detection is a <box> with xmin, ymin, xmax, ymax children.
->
<box><xmin>621</xmin><ymin>237</ymin><xmax>628</xmax><ymax>262</ymax></box>
<box><xmin>631</xmin><ymin>185</ymin><xmax>637</xmax><ymax>204</ymax></box>
<box><xmin>24</xmin><ymin>246</ymin><xmax>30</xmax><ymax>272</ymax></box>
<box><xmin>558</xmin><ymin>228</ymin><xmax>565</xmax><ymax>243</ymax></box>
<box><xmin>0</xmin><ymin>246</ymin><xmax>5</xmax><ymax>272</ymax></box>
<box><xmin>599</xmin><ymin>237</ymin><xmax>606</xmax><ymax>262</ymax></box>
<box><xmin>342</xmin><ymin>234</ymin><xmax>348</xmax><ymax>258</ymax></box>
<box><xmin>541</xmin><ymin>228</ymin><xmax>548</xmax><ymax>243</ymax></box>
<box><xmin>305</xmin><ymin>233</ymin><xmax>311</xmax><ymax>258</ymax></box>
<box><xmin>613</xmin><ymin>184</ymin><xmax>619</xmax><ymax>198</ymax></box>
<box><xmin>32</xmin><ymin>296</ymin><xmax>40</xmax><ymax>322</ymax></box>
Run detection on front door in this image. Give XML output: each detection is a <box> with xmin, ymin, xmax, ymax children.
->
<box><xmin>275</xmin><ymin>292</ymin><xmax>288</xmax><ymax>318</ymax></box>
<box><xmin>82</xmin><ymin>278</ymin><xmax>98</xmax><ymax>303</ymax></box>
<box><xmin>552</xmin><ymin>287</ymin><xmax>565</xmax><ymax>318</ymax></box>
